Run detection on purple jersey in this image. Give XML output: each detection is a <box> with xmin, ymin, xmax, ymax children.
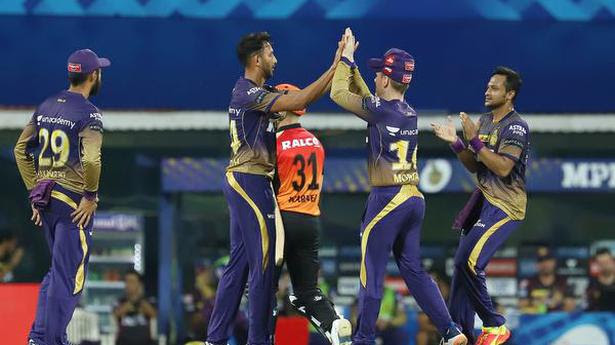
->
<box><xmin>24</xmin><ymin>90</ymin><xmax>103</xmax><ymax>194</ymax></box>
<box><xmin>361</xmin><ymin>95</ymin><xmax>419</xmax><ymax>187</ymax></box>
<box><xmin>475</xmin><ymin>111</ymin><xmax>530</xmax><ymax>220</ymax></box>
<box><xmin>226</xmin><ymin>77</ymin><xmax>283</xmax><ymax>178</ymax></box>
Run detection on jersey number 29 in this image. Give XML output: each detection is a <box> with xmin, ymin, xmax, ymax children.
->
<box><xmin>38</xmin><ymin>128</ymin><xmax>70</xmax><ymax>168</ymax></box>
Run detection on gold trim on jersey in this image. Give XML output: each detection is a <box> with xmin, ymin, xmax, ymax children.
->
<box><xmin>477</xmin><ymin>186</ymin><xmax>526</xmax><ymax>221</ymax></box>
<box><xmin>226</xmin><ymin>171</ymin><xmax>270</xmax><ymax>271</ymax></box>
<box><xmin>467</xmin><ymin>217</ymin><xmax>511</xmax><ymax>275</ymax></box>
<box><xmin>360</xmin><ymin>184</ymin><xmax>423</xmax><ymax>288</ymax></box>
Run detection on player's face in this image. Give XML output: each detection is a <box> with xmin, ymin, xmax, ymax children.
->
<box><xmin>596</xmin><ymin>254</ymin><xmax>615</xmax><ymax>275</ymax></box>
<box><xmin>125</xmin><ymin>274</ymin><xmax>142</xmax><ymax>296</ymax></box>
<box><xmin>258</xmin><ymin>42</ymin><xmax>277</xmax><ymax>80</ymax></box>
<box><xmin>89</xmin><ymin>69</ymin><xmax>102</xmax><ymax>96</ymax></box>
<box><xmin>537</xmin><ymin>258</ymin><xmax>556</xmax><ymax>275</ymax></box>
<box><xmin>484</xmin><ymin>74</ymin><xmax>508</xmax><ymax>109</ymax></box>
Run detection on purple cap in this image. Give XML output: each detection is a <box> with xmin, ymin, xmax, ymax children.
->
<box><xmin>367</xmin><ymin>48</ymin><xmax>415</xmax><ymax>84</ymax></box>
<box><xmin>67</xmin><ymin>49</ymin><xmax>111</xmax><ymax>74</ymax></box>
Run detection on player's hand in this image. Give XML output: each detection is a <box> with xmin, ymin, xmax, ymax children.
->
<box><xmin>341</xmin><ymin>27</ymin><xmax>357</xmax><ymax>62</ymax></box>
<box><xmin>71</xmin><ymin>197</ymin><xmax>98</xmax><ymax>228</ymax></box>
<box><xmin>31</xmin><ymin>204</ymin><xmax>42</xmax><ymax>227</ymax></box>
<box><xmin>331</xmin><ymin>36</ymin><xmax>344</xmax><ymax>69</ymax></box>
<box><xmin>460</xmin><ymin>112</ymin><xmax>478</xmax><ymax>140</ymax></box>
<box><xmin>430</xmin><ymin>116</ymin><xmax>458</xmax><ymax>143</ymax></box>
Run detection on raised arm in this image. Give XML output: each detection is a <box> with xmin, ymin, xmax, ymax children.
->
<box><xmin>330</xmin><ymin>28</ymin><xmax>374</xmax><ymax>121</ymax></box>
<box><xmin>351</xmin><ymin>66</ymin><xmax>372</xmax><ymax>98</ymax></box>
<box><xmin>270</xmin><ymin>38</ymin><xmax>344</xmax><ymax>113</ymax></box>
<box><xmin>330</xmin><ymin>60</ymin><xmax>372</xmax><ymax>120</ymax></box>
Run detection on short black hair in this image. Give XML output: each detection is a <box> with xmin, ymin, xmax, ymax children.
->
<box><xmin>596</xmin><ymin>247</ymin><xmax>612</xmax><ymax>257</ymax></box>
<box><xmin>125</xmin><ymin>269</ymin><xmax>143</xmax><ymax>282</ymax></box>
<box><xmin>237</xmin><ymin>32</ymin><xmax>272</xmax><ymax>67</ymax></box>
<box><xmin>492</xmin><ymin>66</ymin><xmax>522</xmax><ymax>101</ymax></box>
<box><xmin>389</xmin><ymin>78</ymin><xmax>409</xmax><ymax>94</ymax></box>
<box><xmin>68</xmin><ymin>71</ymin><xmax>94</xmax><ymax>87</ymax></box>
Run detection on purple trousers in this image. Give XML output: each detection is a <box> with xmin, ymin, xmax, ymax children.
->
<box><xmin>353</xmin><ymin>185</ymin><xmax>453</xmax><ymax>345</ymax></box>
<box><xmin>448</xmin><ymin>199</ymin><xmax>521</xmax><ymax>343</ymax></box>
<box><xmin>29</xmin><ymin>186</ymin><xmax>92</xmax><ymax>345</ymax></box>
<box><xmin>207</xmin><ymin>172</ymin><xmax>277</xmax><ymax>345</ymax></box>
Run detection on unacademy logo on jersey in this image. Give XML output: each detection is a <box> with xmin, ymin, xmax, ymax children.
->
<box><xmin>386</xmin><ymin>126</ymin><xmax>400</xmax><ymax>136</ymax></box>
<box><xmin>36</xmin><ymin>115</ymin><xmax>75</xmax><ymax>129</ymax></box>
<box><xmin>386</xmin><ymin>126</ymin><xmax>418</xmax><ymax>136</ymax></box>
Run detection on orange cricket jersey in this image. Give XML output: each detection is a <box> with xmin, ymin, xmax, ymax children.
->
<box><xmin>276</xmin><ymin>124</ymin><xmax>325</xmax><ymax>216</ymax></box>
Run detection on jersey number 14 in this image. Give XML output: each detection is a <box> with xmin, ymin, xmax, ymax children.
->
<box><xmin>390</xmin><ymin>141</ymin><xmax>417</xmax><ymax>171</ymax></box>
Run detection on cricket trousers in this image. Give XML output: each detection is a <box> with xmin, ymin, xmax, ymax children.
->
<box><xmin>448</xmin><ymin>199</ymin><xmax>522</xmax><ymax>343</ymax></box>
<box><xmin>29</xmin><ymin>186</ymin><xmax>93</xmax><ymax>345</ymax></box>
<box><xmin>353</xmin><ymin>184</ymin><xmax>453</xmax><ymax>345</ymax></box>
<box><xmin>207</xmin><ymin>171</ymin><xmax>277</xmax><ymax>345</ymax></box>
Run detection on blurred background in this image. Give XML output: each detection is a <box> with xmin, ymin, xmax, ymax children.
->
<box><xmin>0</xmin><ymin>1</ymin><xmax>614</xmax><ymax>344</ymax></box>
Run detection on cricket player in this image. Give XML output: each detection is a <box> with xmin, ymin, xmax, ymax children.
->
<box><xmin>206</xmin><ymin>32</ymin><xmax>343</xmax><ymax>345</ymax></box>
<box><xmin>14</xmin><ymin>49</ymin><xmax>109</xmax><ymax>345</ymax></box>
<box><xmin>330</xmin><ymin>28</ymin><xmax>467</xmax><ymax>345</ymax></box>
<box><xmin>273</xmin><ymin>83</ymin><xmax>352</xmax><ymax>345</ymax></box>
<box><xmin>431</xmin><ymin>66</ymin><xmax>529</xmax><ymax>344</ymax></box>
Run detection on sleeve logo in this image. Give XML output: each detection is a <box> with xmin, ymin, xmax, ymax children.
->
<box><xmin>90</xmin><ymin>112</ymin><xmax>103</xmax><ymax>121</ymax></box>
<box><xmin>509</xmin><ymin>124</ymin><xmax>527</xmax><ymax>136</ymax></box>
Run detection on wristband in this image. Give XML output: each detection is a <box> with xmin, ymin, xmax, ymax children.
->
<box><xmin>449</xmin><ymin>137</ymin><xmax>466</xmax><ymax>154</ymax></box>
<box><xmin>84</xmin><ymin>190</ymin><xmax>98</xmax><ymax>201</ymax></box>
<box><xmin>469</xmin><ymin>136</ymin><xmax>485</xmax><ymax>153</ymax></box>
<box><xmin>341</xmin><ymin>56</ymin><xmax>356</xmax><ymax>69</ymax></box>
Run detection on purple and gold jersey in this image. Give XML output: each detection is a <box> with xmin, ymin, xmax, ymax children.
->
<box><xmin>15</xmin><ymin>90</ymin><xmax>103</xmax><ymax>194</ymax></box>
<box><xmin>362</xmin><ymin>96</ymin><xmax>419</xmax><ymax>187</ymax></box>
<box><xmin>475</xmin><ymin>111</ymin><xmax>530</xmax><ymax>220</ymax></box>
<box><xmin>226</xmin><ymin>77</ymin><xmax>283</xmax><ymax>179</ymax></box>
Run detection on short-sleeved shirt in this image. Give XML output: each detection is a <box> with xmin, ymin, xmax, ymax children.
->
<box><xmin>226</xmin><ymin>77</ymin><xmax>283</xmax><ymax>179</ymax></box>
<box><xmin>587</xmin><ymin>277</ymin><xmax>615</xmax><ymax>311</ymax></box>
<box><xmin>475</xmin><ymin>111</ymin><xmax>530</xmax><ymax>220</ymax></box>
<box><xmin>26</xmin><ymin>90</ymin><xmax>103</xmax><ymax>193</ymax></box>
<box><xmin>275</xmin><ymin>124</ymin><xmax>325</xmax><ymax>216</ymax></box>
<box><xmin>114</xmin><ymin>296</ymin><xmax>155</xmax><ymax>345</ymax></box>
<box><xmin>519</xmin><ymin>275</ymin><xmax>573</xmax><ymax>312</ymax></box>
<box><xmin>361</xmin><ymin>96</ymin><xmax>419</xmax><ymax>187</ymax></box>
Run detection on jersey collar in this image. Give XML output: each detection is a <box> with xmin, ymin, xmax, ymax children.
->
<box><xmin>277</xmin><ymin>123</ymin><xmax>302</xmax><ymax>132</ymax></box>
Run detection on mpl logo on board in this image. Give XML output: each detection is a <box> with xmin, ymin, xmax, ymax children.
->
<box><xmin>561</xmin><ymin>162</ymin><xmax>615</xmax><ymax>189</ymax></box>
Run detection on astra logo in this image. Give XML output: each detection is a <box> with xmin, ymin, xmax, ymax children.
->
<box><xmin>509</xmin><ymin>124</ymin><xmax>527</xmax><ymax>137</ymax></box>
<box><xmin>90</xmin><ymin>112</ymin><xmax>103</xmax><ymax>121</ymax></box>
<box><xmin>247</xmin><ymin>87</ymin><xmax>261</xmax><ymax>95</ymax></box>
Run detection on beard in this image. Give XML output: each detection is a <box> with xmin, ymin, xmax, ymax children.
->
<box><xmin>486</xmin><ymin>98</ymin><xmax>505</xmax><ymax>110</ymax></box>
<box><xmin>263</xmin><ymin>66</ymin><xmax>274</xmax><ymax>80</ymax></box>
<box><xmin>89</xmin><ymin>77</ymin><xmax>101</xmax><ymax>97</ymax></box>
